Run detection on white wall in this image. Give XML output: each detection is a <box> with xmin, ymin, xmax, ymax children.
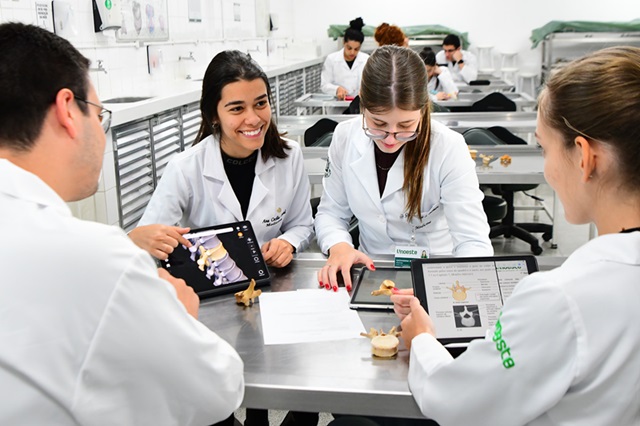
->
<box><xmin>0</xmin><ymin>0</ymin><xmax>295</xmax><ymax>101</ymax></box>
<box><xmin>288</xmin><ymin>0</ymin><xmax>640</xmax><ymax>72</ymax></box>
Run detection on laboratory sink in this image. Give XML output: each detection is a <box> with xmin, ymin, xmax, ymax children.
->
<box><xmin>102</xmin><ymin>96</ymin><xmax>152</xmax><ymax>104</ymax></box>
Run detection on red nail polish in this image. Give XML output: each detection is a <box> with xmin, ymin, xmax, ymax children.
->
<box><xmin>346</xmin><ymin>285</ymin><xmax>352</xmax><ymax>292</ymax></box>
<box><xmin>325</xmin><ymin>283</ymin><xmax>330</xmax><ymax>290</ymax></box>
<box><xmin>319</xmin><ymin>281</ymin><xmax>323</xmax><ymax>287</ymax></box>
<box><xmin>333</xmin><ymin>286</ymin><xmax>338</xmax><ymax>292</ymax></box>
<box><xmin>391</xmin><ymin>287</ymin><xmax>399</xmax><ymax>294</ymax></box>
<box><xmin>370</xmin><ymin>264</ymin><xmax>376</xmax><ymax>270</ymax></box>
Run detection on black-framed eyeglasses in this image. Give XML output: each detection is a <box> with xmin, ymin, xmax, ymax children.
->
<box><xmin>74</xmin><ymin>97</ymin><xmax>112</xmax><ymax>133</ymax></box>
<box><xmin>362</xmin><ymin>114</ymin><xmax>419</xmax><ymax>142</ymax></box>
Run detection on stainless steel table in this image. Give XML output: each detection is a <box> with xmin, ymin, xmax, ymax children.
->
<box><xmin>293</xmin><ymin>92</ymin><xmax>535</xmax><ymax>115</ymax></box>
<box><xmin>302</xmin><ymin>145</ymin><xmax>545</xmax><ymax>186</ymax></box>
<box><xmin>277</xmin><ymin>112</ymin><xmax>537</xmax><ymax>141</ymax></box>
<box><xmin>433</xmin><ymin>92</ymin><xmax>536</xmax><ymax>110</ymax></box>
<box><xmin>293</xmin><ymin>93</ymin><xmax>350</xmax><ymax>115</ymax></box>
<box><xmin>456</xmin><ymin>81</ymin><xmax>516</xmax><ymax>93</ymax></box>
<box><xmin>198</xmin><ymin>254</ymin><xmax>563</xmax><ymax>418</ymax></box>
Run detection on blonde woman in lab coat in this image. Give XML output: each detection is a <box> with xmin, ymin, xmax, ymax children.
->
<box><xmin>394</xmin><ymin>47</ymin><xmax>640</xmax><ymax>426</ymax></box>
<box><xmin>129</xmin><ymin>50</ymin><xmax>313</xmax><ymax>271</ymax></box>
<box><xmin>321</xmin><ymin>17</ymin><xmax>369</xmax><ymax>101</ymax></box>
<box><xmin>315</xmin><ymin>46</ymin><xmax>492</xmax><ymax>291</ymax></box>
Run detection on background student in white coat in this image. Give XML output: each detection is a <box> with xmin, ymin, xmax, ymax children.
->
<box><xmin>321</xmin><ymin>17</ymin><xmax>369</xmax><ymax>101</ymax></box>
<box><xmin>419</xmin><ymin>47</ymin><xmax>458</xmax><ymax>101</ymax></box>
<box><xmin>393</xmin><ymin>47</ymin><xmax>640</xmax><ymax>426</ymax></box>
<box><xmin>315</xmin><ymin>46</ymin><xmax>492</xmax><ymax>291</ymax></box>
<box><xmin>0</xmin><ymin>23</ymin><xmax>244</xmax><ymax>426</ymax></box>
<box><xmin>435</xmin><ymin>34</ymin><xmax>478</xmax><ymax>84</ymax></box>
<box><xmin>129</xmin><ymin>50</ymin><xmax>314</xmax><ymax>270</ymax></box>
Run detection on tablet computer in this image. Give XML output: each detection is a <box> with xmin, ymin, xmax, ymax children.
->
<box><xmin>161</xmin><ymin>221</ymin><xmax>270</xmax><ymax>298</ymax></box>
<box><xmin>349</xmin><ymin>267</ymin><xmax>413</xmax><ymax>310</ymax></box>
<box><xmin>411</xmin><ymin>256</ymin><xmax>538</xmax><ymax>345</ymax></box>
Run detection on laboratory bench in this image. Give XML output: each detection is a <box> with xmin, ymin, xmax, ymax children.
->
<box><xmin>198</xmin><ymin>253</ymin><xmax>564</xmax><ymax>418</ymax></box>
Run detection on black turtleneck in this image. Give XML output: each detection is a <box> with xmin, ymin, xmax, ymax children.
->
<box><xmin>374</xmin><ymin>144</ymin><xmax>404</xmax><ymax>196</ymax></box>
<box><xmin>221</xmin><ymin>149</ymin><xmax>258</xmax><ymax>219</ymax></box>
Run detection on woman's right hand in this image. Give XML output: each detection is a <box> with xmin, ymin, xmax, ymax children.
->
<box><xmin>390</xmin><ymin>288</ymin><xmax>415</xmax><ymax>320</ymax></box>
<box><xmin>317</xmin><ymin>242</ymin><xmax>374</xmax><ymax>292</ymax></box>
<box><xmin>129</xmin><ymin>224</ymin><xmax>191</xmax><ymax>260</ymax></box>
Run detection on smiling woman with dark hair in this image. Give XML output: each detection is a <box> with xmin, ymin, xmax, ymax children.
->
<box><xmin>130</xmin><ymin>50</ymin><xmax>313</xmax><ymax>271</ymax></box>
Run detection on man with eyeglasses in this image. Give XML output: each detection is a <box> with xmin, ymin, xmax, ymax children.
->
<box><xmin>0</xmin><ymin>23</ymin><xmax>244</xmax><ymax>425</ymax></box>
<box><xmin>435</xmin><ymin>34</ymin><xmax>478</xmax><ymax>83</ymax></box>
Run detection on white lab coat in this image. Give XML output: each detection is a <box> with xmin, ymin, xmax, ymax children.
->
<box><xmin>409</xmin><ymin>232</ymin><xmax>640</xmax><ymax>426</ymax></box>
<box><xmin>427</xmin><ymin>67</ymin><xmax>459</xmax><ymax>101</ymax></box>
<box><xmin>320</xmin><ymin>48</ymin><xmax>369</xmax><ymax>97</ymax></box>
<box><xmin>314</xmin><ymin>117</ymin><xmax>493</xmax><ymax>256</ymax></box>
<box><xmin>435</xmin><ymin>49</ymin><xmax>478</xmax><ymax>83</ymax></box>
<box><xmin>139</xmin><ymin>135</ymin><xmax>313</xmax><ymax>251</ymax></box>
<box><xmin>0</xmin><ymin>159</ymin><xmax>244</xmax><ymax>426</ymax></box>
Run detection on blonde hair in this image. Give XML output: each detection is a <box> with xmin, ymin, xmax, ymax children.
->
<box><xmin>360</xmin><ymin>45</ymin><xmax>431</xmax><ymax>220</ymax></box>
<box><xmin>539</xmin><ymin>46</ymin><xmax>640</xmax><ymax>193</ymax></box>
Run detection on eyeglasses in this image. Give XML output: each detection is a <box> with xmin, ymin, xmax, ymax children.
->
<box><xmin>362</xmin><ymin>114</ymin><xmax>419</xmax><ymax>142</ymax></box>
<box><xmin>74</xmin><ymin>97</ymin><xmax>112</xmax><ymax>133</ymax></box>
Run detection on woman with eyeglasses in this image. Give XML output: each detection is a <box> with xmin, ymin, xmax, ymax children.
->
<box><xmin>315</xmin><ymin>46</ymin><xmax>492</xmax><ymax>291</ymax></box>
<box><xmin>129</xmin><ymin>50</ymin><xmax>313</xmax><ymax>271</ymax></box>
<box><xmin>389</xmin><ymin>46</ymin><xmax>640</xmax><ymax>426</ymax></box>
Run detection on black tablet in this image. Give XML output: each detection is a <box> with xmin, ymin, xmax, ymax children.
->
<box><xmin>349</xmin><ymin>267</ymin><xmax>413</xmax><ymax>310</ymax></box>
<box><xmin>411</xmin><ymin>256</ymin><xmax>538</xmax><ymax>345</ymax></box>
<box><xmin>162</xmin><ymin>221</ymin><xmax>270</xmax><ymax>298</ymax></box>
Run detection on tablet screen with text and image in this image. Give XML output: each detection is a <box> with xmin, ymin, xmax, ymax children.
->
<box><xmin>162</xmin><ymin>221</ymin><xmax>270</xmax><ymax>298</ymax></box>
<box><xmin>349</xmin><ymin>267</ymin><xmax>413</xmax><ymax>310</ymax></box>
<box><xmin>411</xmin><ymin>256</ymin><xmax>538</xmax><ymax>345</ymax></box>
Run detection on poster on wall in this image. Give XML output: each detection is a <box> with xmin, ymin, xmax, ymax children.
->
<box><xmin>116</xmin><ymin>0</ymin><xmax>169</xmax><ymax>41</ymax></box>
<box><xmin>221</xmin><ymin>0</ymin><xmax>255</xmax><ymax>39</ymax></box>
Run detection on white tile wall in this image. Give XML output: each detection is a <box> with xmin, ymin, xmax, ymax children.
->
<box><xmin>1</xmin><ymin>0</ymin><xmax>319</xmax><ymax>226</ymax></box>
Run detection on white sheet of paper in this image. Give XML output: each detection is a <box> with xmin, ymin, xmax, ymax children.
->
<box><xmin>259</xmin><ymin>289</ymin><xmax>366</xmax><ymax>345</ymax></box>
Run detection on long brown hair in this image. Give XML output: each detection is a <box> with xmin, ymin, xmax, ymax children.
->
<box><xmin>194</xmin><ymin>50</ymin><xmax>288</xmax><ymax>161</ymax></box>
<box><xmin>359</xmin><ymin>45</ymin><xmax>431</xmax><ymax>220</ymax></box>
<box><xmin>539</xmin><ymin>46</ymin><xmax>640</xmax><ymax>193</ymax></box>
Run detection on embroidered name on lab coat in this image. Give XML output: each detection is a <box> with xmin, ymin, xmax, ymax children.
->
<box><xmin>263</xmin><ymin>209</ymin><xmax>287</xmax><ymax>227</ymax></box>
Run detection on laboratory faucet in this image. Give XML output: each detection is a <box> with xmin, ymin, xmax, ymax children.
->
<box><xmin>179</xmin><ymin>52</ymin><xmax>196</xmax><ymax>62</ymax></box>
<box><xmin>90</xmin><ymin>60</ymin><xmax>108</xmax><ymax>74</ymax></box>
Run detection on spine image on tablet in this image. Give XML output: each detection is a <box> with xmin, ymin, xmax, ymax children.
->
<box><xmin>190</xmin><ymin>234</ymin><xmax>247</xmax><ymax>285</ymax></box>
<box><xmin>163</xmin><ymin>221</ymin><xmax>270</xmax><ymax>298</ymax></box>
<box><xmin>411</xmin><ymin>256</ymin><xmax>538</xmax><ymax>344</ymax></box>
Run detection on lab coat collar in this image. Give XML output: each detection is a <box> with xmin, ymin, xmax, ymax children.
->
<box><xmin>0</xmin><ymin>159</ymin><xmax>71</xmax><ymax>217</ymax></box>
<box><xmin>381</xmin><ymin>149</ymin><xmax>405</xmax><ymax>201</ymax></box>
<box><xmin>246</xmin><ymin>152</ymin><xmax>275</xmax><ymax>218</ymax></box>
<box><xmin>201</xmin><ymin>135</ymin><xmax>275</xmax><ymax>221</ymax></box>
<box><xmin>336</xmin><ymin>48</ymin><xmax>367</xmax><ymax>69</ymax></box>
<box><xmin>564</xmin><ymin>232</ymin><xmax>640</xmax><ymax>268</ymax></box>
<box><xmin>349</xmin><ymin>135</ymin><xmax>384</xmax><ymax>212</ymax></box>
